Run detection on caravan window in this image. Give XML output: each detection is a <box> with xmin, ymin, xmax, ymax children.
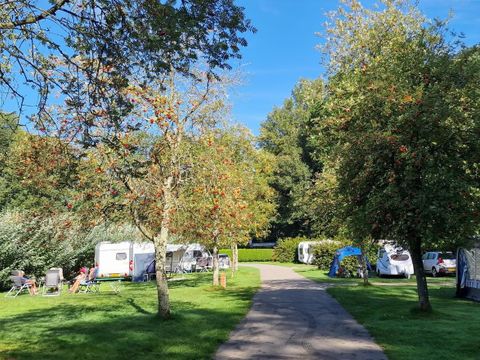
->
<box><xmin>116</xmin><ymin>252</ymin><xmax>127</xmax><ymax>261</ymax></box>
<box><xmin>193</xmin><ymin>250</ymin><xmax>203</xmax><ymax>258</ymax></box>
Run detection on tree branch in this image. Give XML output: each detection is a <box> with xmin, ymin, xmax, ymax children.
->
<box><xmin>0</xmin><ymin>0</ymin><xmax>69</xmax><ymax>30</ymax></box>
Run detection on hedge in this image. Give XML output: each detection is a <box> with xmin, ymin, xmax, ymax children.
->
<box><xmin>219</xmin><ymin>248</ymin><xmax>273</xmax><ymax>262</ymax></box>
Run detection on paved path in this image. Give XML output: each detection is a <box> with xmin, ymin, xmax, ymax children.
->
<box><xmin>215</xmin><ymin>264</ymin><xmax>387</xmax><ymax>360</ymax></box>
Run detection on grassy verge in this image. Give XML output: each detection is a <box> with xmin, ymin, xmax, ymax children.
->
<box><xmin>0</xmin><ymin>267</ymin><xmax>260</xmax><ymax>360</ymax></box>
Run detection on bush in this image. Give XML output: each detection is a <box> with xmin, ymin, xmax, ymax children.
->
<box><xmin>219</xmin><ymin>248</ymin><xmax>273</xmax><ymax>262</ymax></box>
<box><xmin>272</xmin><ymin>237</ymin><xmax>306</xmax><ymax>263</ymax></box>
<box><xmin>0</xmin><ymin>212</ymin><xmax>144</xmax><ymax>289</ymax></box>
<box><xmin>311</xmin><ymin>241</ymin><xmax>339</xmax><ymax>270</ymax></box>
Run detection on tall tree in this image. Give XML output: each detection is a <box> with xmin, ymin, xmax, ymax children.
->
<box><xmin>178</xmin><ymin>127</ymin><xmax>275</xmax><ymax>284</ymax></box>
<box><xmin>59</xmin><ymin>68</ymin><xmax>232</xmax><ymax>317</ymax></box>
<box><xmin>315</xmin><ymin>0</ymin><xmax>480</xmax><ymax>311</ymax></box>
<box><xmin>259</xmin><ymin>79</ymin><xmax>324</xmax><ymax>239</ymax></box>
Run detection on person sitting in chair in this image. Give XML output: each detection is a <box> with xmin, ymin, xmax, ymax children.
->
<box><xmin>20</xmin><ymin>271</ymin><xmax>38</xmax><ymax>295</ymax></box>
<box><xmin>68</xmin><ymin>267</ymin><xmax>87</xmax><ymax>293</ymax></box>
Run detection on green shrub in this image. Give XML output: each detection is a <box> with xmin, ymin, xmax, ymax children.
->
<box><xmin>311</xmin><ymin>241</ymin><xmax>339</xmax><ymax>270</ymax></box>
<box><xmin>272</xmin><ymin>237</ymin><xmax>306</xmax><ymax>263</ymax></box>
<box><xmin>219</xmin><ymin>248</ymin><xmax>273</xmax><ymax>262</ymax></box>
<box><xmin>0</xmin><ymin>212</ymin><xmax>144</xmax><ymax>289</ymax></box>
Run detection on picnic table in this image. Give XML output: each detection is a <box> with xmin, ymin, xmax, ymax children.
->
<box><xmin>95</xmin><ymin>277</ymin><xmax>124</xmax><ymax>294</ymax></box>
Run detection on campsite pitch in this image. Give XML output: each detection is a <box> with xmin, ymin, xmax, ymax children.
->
<box><xmin>215</xmin><ymin>264</ymin><xmax>387</xmax><ymax>360</ymax></box>
<box><xmin>0</xmin><ymin>268</ymin><xmax>260</xmax><ymax>360</ymax></box>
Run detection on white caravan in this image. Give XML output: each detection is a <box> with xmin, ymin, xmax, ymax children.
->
<box><xmin>95</xmin><ymin>242</ymin><xmax>211</xmax><ymax>280</ymax></box>
<box><xmin>95</xmin><ymin>241</ymin><xmax>155</xmax><ymax>280</ymax></box>
<box><xmin>298</xmin><ymin>240</ymin><xmax>338</xmax><ymax>264</ymax></box>
<box><xmin>376</xmin><ymin>242</ymin><xmax>414</xmax><ymax>278</ymax></box>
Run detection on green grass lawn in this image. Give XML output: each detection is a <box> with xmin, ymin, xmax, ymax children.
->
<box><xmin>327</xmin><ymin>285</ymin><xmax>480</xmax><ymax>360</ymax></box>
<box><xmin>284</xmin><ymin>262</ymin><xmax>477</xmax><ymax>360</ymax></box>
<box><xmin>0</xmin><ymin>267</ymin><xmax>260</xmax><ymax>360</ymax></box>
<box><xmin>291</xmin><ymin>264</ymin><xmax>456</xmax><ymax>286</ymax></box>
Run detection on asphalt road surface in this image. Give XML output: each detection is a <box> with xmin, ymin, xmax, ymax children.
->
<box><xmin>215</xmin><ymin>264</ymin><xmax>387</xmax><ymax>360</ymax></box>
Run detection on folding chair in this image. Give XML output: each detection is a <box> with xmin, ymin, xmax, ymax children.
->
<box><xmin>4</xmin><ymin>276</ymin><xmax>32</xmax><ymax>298</ymax></box>
<box><xmin>78</xmin><ymin>268</ymin><xmax>100</xmax><ymax>293</ymax></box>
<box><xmin>42</xmin><ymin>269</ymin><xmax>62</xmax><ymax>296</ymax></box>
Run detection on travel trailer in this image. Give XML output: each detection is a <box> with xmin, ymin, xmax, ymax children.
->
<box><xmin>376</xmin><ymin>242</ymin><xmax>414</xmax><ymax>278</ymax></box>
<box><xmin>95</xmin><ymin>242</ymin><xmax>155</xmax><ymax>281</ymax></box>
<box><xmin>95</xmin><ymin>242</ymin><xmax>211</xmax><ymax>281</ymax></box>
<box><xmin>297</xmin><ymin>240</ymin><xmax>339</xmax><ymax>264</ymax></box>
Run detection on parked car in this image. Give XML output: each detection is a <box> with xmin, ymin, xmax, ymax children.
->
<box><xmin>422</xmin><ymin>251</ymin><xmax>456</xmax><ymax>277</ymax></box>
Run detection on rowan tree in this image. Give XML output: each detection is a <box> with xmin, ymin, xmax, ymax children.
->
<box><xmin>315</xmin><ymin>0</ymin><xmax>480</xmax><ymax>311</ymax></box>
<box><xmin>178</xmin><ymin>127</ymin><xmax>275</xmax><ymax>284</ymax></box>
<box><xmin>54</xmin><ymin>68</ymin><xmax>233</xmax><ymax>317</ymax></box>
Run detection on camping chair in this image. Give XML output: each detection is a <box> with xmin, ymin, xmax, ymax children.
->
<box><xmin>5</xmin><ymin>275</ymin><xmax>32</xmax><ymax>298</ymax></box>
<box><xmin>42</xmin><ymin>269</ymin><xmax>62</xmax><ymax>296</ymax></box>
<box><xmin>78</xmin><ymin>267</ymin><xmax>100</xmax><ymax>293</ymax></box>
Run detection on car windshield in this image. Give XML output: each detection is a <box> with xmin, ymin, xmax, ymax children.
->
<box><xmin>439</xmin><ymin>252</ymin><xmax>455</xmax><ymax>260</ymax></box>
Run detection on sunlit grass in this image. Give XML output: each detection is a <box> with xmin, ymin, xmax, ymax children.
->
<box><xmin>0</xmin><ymin>267</ymin><xmax>260</xmax><ymax>360</ymax></box>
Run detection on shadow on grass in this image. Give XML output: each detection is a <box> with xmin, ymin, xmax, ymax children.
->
<box><xmin>0</xmin><ymin>298</ymin><xmax>249</xmax><ymax>360</ymax></box>
<box><xmin>0</xmin><ymin>269</ymin><xmax>260</xmax><ymax>360</ymax></box>
<box><xmin>327</xmin><ymin>285</ymin><xmax>480</xmax><ymax>360</ymax></box>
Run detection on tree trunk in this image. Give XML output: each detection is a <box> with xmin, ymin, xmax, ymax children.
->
<box><xmin>360</xmin><ymin>250</ymin><xmax>369</xmax><ymax>285</ymax></box>
<box><xmin>231</xmin><ymin>242</ymin><xmax>239</xmax><ymax>277</ymax></box>
<box><xmin>212</xmin><ymin>245</ymin><xmax>219</xmax><ymax>286</ymax></box>
<box><xmin>153</xmin><ymin>176</ymin><xmax>175</xmax><ymax>319</ymax></box>
<box><xmin>409</xmin><ymin>235</ymin><xmax>432</xmax><ymax>312</ymax></box>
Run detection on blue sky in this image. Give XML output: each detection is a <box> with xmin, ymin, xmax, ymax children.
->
<box><xmin>231</xmin><ymin>0</ymin><xmax>480</xmax><ymax>135</ymax></box>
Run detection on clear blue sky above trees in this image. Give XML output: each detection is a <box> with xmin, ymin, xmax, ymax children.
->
<box><xmin>231</xmin><ymin>0</ymin><xmax>480</xmax><ymax>135</ymax></box>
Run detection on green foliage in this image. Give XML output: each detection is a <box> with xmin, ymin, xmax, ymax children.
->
<box><xmin>219</xmin><ymin>248</ymin><xmax>273</xmax><ymax>262</ymax></box>
<box><xmin>178</xmin><ymin>127</ymin><xmax>276</xmax><ymax>251</ymax></box>
<box><xmin>272</xmin><ymin>237</ymin><xmax>306</xmax><ymax>263</ymax></box>
<box><xmin>0</xmin><ymin>212</ymin><xmax>143</xmax><ymax>289</ymax></box>
<box><xmin>311</xmin><ymin>242</ymin><xmax>339</xmax><ymax>270</ymax></box>
<box><xmin>316</xmin><ymin>0</ymin><xmax>480</xmax><ymax>250</ymax></box>
<box><xmin>1</xmin><ymin>0</ymin><xmax>255</xmax><ymax>122</ymax></box>
<box><xmin>259</xmin><ymin>79</ymin><xmax>327</xmax><ymax>240</ymax></box>
<box><xmin>0</xmin><ymin>267</ymin><xmax>260</xmax><ymax>360</ymax></box>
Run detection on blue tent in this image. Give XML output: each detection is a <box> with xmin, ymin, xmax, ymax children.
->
<box><xmin>328</xmin><ymin>246</ymin><xmax>371</xmax><ymax>278</ymax></box>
